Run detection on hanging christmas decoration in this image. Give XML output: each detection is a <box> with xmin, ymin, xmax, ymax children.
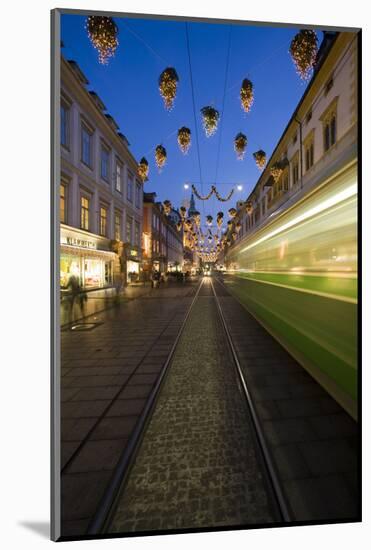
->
<box><xmin>253</xmin><ymin>150</ymin><xmax>267</xmax><ymax>170</ymax></box>
<box><xmin>192</xmin><ymin>211</ymin><xmax>201</xmax><ymax>227</ymax></box>
<box><xmin>245</xmin><ymin>201</ymin><xmax>253</xmax><ymax>215</ymax></box>
<box><xmin>191</xmin><ymin>184</ymin><xmax>214</xmax><ymax>201</ymax></box>
<box><xmin>234</xmin><ymin>132</ymin><xmax>248</xmax><ymax>160</ymax></box>
<box><xmin>227</xmin><ymin>220</ymin><xmax>233</xmax><ymax>230</ymax></box>
<box><xmin>206</xmin><ymin>215</ymin><xmax>213</xmax><ymax>226</ymax></box>
<box><xmin>176</xmin><ymin>221</ymin><xmax>183</xmax><ymax>232</ymax></box>
<box><xmin>216</xmin><ymin>211</ymin><xmax>224</xmax><ymax>227</ymax></box>
<box><xmin>177</xmin><ymin>127</ymin><xmax>191</xmax><ymax>154</ymax></box>
<box><xmin>179</xmin><ymin>206</ymin><xmax>187</xmax><ymax>219</ymax></box>
<box><xmin>270</xmin><ymin>161</ymin><xmax>283</xmax><ymax>183</ymax></box>
<box><xmin>158</xmin><ymin>67</ymin><xmax>179</xmax><ymax>110</ymax></box>
<box><xmin>235</xmin><ymin>221</ymin><xmax>242</xmax><ymax>233</ymax></box>
<box><xmin>86</xmin><ymin>16</ymin><xmax>119</xmax><ymax>65</ymax></box>
<box><xmin>155</xmin><ymin>145</ymin><xmax>167</xmax><ymax>172</ymax></box>
<box><xmin>232</xmin><ymin>231</ymin><xmax>238</xmax><ymax>241</ymax></box>
<box><xmin>289</xmin><ymin>30</ymin><xmax>318</xmax><ymax>80</ymax></box>
<box><xmin>214</xmin><ymin>187</ymin><xmax>235</xmax><ymax>202</ymax></box>
<box><xmin>184</xmin><ymin>219</ymin><xmax>193</xmax><ymax>231</ymax></box>
<box><xmin>228</xmin><ymin>208</ymin><xmax>237</xmax><ymax>218</ymax></box>
<box><xmin>240</xmin><ymin>78</ymin><xmax>254</xmax><ymax>113</ymax></box>
<box><xmin>200</xmin><ymin>106</ymin><xmax>220</xmax><ymax>137</ymax></box>
<box><xmin>163</xmin><ymin>200</ymin><xmax>172</xmax><ymax>215</ymax></box>
<box><xmin>137</xmin><ymin>157</ymin><xmax>149</xmax><ymax>182</ymax></box>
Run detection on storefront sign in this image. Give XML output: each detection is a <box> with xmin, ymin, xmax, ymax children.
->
<box><xmin>61</xmin><ymin>235</ymin><xmax>97</xmax><ymax>250</ymax></box>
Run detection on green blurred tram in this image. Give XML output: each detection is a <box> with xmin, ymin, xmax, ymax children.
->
<box><xmin>224</xmin><ymin>162</ymin><xmax>358</xmax><ymax>419</ymax></box>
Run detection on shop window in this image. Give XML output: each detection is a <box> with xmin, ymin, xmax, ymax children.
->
<box><xmin>61</xmin><ymin>101</ymin><xmax>70</xmax><ymax>149</ymax></box>
<box><xmin>80</xmin><ymin>196</ymin><xmax>90</xmax><ymax>230</ymax></box>
<box><xmin>81</xmin><ymin>123</ymin><xmax>93</xmax><ymax>167</ymax></box>
<box><xmin>114</xmin><ymin>212</ymin><xmax>121</xmax><ymax>241</ymax></box>
<box><xmin>127</xmin><ymin>173</ymin><xmax>134</xmax><ymax>202</ymax></box>
<box><xmin>60</xmin><ymin>183</ymin><xmax>67</xmax><ymax>224</ymax></box>
<box><xmin>100</xmin><ymin>206</ymin><xmax>107</xmax><ymax>236</ymax></box>
<box><xmin>100</xmin><ymin>143</ymin><xmax>110</xmax><ymax>182</ymax></box>
<box><xmin>115</xmin><ymin>160</ymin><xmax>122</xmax><ymax>192</ymax></box>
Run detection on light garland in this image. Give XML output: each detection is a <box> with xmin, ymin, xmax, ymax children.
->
<box><xmin>177</xmin><ymin>127</ymin><xmax>191</xmax><ymax>154</ymax></box>
<box><xmin>191</xmin><ymin>184</ymin><xmax>214</xmax><ymax>201</ymax></box>
<box><xmin>158</xmin><ymin>67</ymin><xmax>179</xmax><ymax>110</ymax></box>
<box><xmin>137</xmin><ymin>157</ymin><xmax>149</xmax><ymax>182</ymax></box>
<box><xmin>228</xmin><ymin>207</ymin><xmax>237</xmax><ymax>218</ymax></box>
<box><xmin>253</xmin><ymin>150</ymin><xmax>267</xmax><ymax>170</ymax></box>
<box><xmin>200</xmin><ymin>106</ymin><xmax>220</xmax><ymax>137</ymax></box>
<box><xmin>289</xmin><ymin>30</ymin><xmax>318</xmax><ymax>80</ymax></box>
<box><xmin>86</xmin><ymin>16</ymin><xmax>119</xmax><ymax>65</ymax></box>
<box><xmin>234</xmin><ymin>132</ymin><xmax>248</xmax><ymax>160</ymax></box>
<box><xmin>176</xmin><ymin>221</ymin><xmax>183</xmax><ymax>232</ymax></box>
<box><xmin>206</xmin><ymin>215</ymin><xmax>213</xmax><ymax>226</ymax></box>
<box><xmin>240</xmin><ymin>78</ymin><xmax>254</xmax><ymax>113</ymax></box>
<box><xmin>155</xmin><ymin>145</ymin><xmax>167</xmax><ymax>172</ymax></box>
<box><xmin>214</xmin><ymin>187</ymin><xmax>234</xmax><ymax>202</ymax></box>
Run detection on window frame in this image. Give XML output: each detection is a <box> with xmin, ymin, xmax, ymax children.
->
<box><xmin>80</xmin><ymin>120</ymin><xmax>94</xmax><ymax>168</ymax></box>
<box><xmin>100</xmin><ymin>141</ymin><xmax>110</xmax><ymax>183</ymax></box>
<box><xmin>60</xmin><ymin>99</ymin><xmax>70</xmax><ymax>150</ymax></box>
<box><xmin>80</xmin><ymin>195</ymin><xmax>90</xmax><ymax>231</ymax></box>
<box><xmin>115</xmin><ymin>159</ymin><xmax>123</xmax><ymax>193</ymax></box>
<box><xmin>99</xmin><ymin>204</ymin><xmax>108</xmax><ymax>237</ymax></box>
<box><xmin>127</xmin><ymin>172</ymin><xmax>134</xmax><ymax>203</ymax></box>
<box><xmin>60</xmin><ymin>182</ymin><xmax>67</xmax><ymax>224</ymax></box>
<box><xmin>114</xmin><ymin>211</ymin><xmax>122</xmax><ymax>241</ymax></box>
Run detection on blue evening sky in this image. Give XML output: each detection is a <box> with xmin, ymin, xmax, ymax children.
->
<box><xmin>61</xmin><ymin>14</ymin><xmax>322</xmax><ymax>227</ymax></box>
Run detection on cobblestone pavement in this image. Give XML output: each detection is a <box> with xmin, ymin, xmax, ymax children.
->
<box><xmin>109</xmin><ymin>279</ymin><xmax>279</xmax><ymax>534</ymax></box>
<box><xmin>213</xmin><ymin>277</ymin><xmax>359</xmax><ymax>522</ymax></box>
<box><xmin>60</xmin><ymin>280</ymin><xmax>199</xmax><ymax>537</ymax></box>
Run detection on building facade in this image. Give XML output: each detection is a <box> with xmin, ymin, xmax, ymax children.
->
<box><xmin>225</xmin><ymin>31</ymin><xmax>357</xmax><ymax>257</ymax></box>
<box><xmin>60</xmin><ymin>56</ymin><xmax>143</xmax><ymax>291</ymax></box>
<box><xmin>142</xmin><ymin>193</ymin><xmax>184</xmax><ymax>275</ymax></box>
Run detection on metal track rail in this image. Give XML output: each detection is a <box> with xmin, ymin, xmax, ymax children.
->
<box><xmin>86</xmin><ymin>278</ymin><xmax>205</xmax><ymax>535</ymax></box>
<box><xmin>211</xmin><ymin>278</ymin><xmax>292</xmax><ymax>523</ymax></box>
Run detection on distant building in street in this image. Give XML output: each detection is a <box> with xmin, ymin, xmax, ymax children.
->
<box><xmin>226</xmin><ymin>30</ymin><xmax>357</xmax><ymax>254</ymax></box>
<box><xmin>60</xmin><ymin>55</ymin><xmax>143</xmax><ymax>290</ymax></box>
<box><xmin>142</xmin><ymin>193</ymin><xmax>184</xmax><ymax>275</ymax></box>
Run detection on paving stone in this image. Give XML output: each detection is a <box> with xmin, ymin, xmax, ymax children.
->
<box><xmin>119</xmin><ymin>384</ymin><xmax>154</xmax><ymax>400</ymax></box>
<box><xmin>89</xmin><ymin>416</ymin><xmax>139</xmax><ymax>440</ymax></box>
<box><xmin>106</xmin><ymin>399</ymin><xmax>147</xmax><ymax>417</ymax></box>
<box><xmin>67</xmin><ymin>438</ymin><xmax>128</xmax><ymax>473</ymax></box>
<box><xmin>61</xmin><ymin>471</ymin><xmax>112</xmax><ymax>522</ymax></box>
<box><xmin>61</xmin><ymin>418</ymin><xmax>97</xmax><ymax>442</ymax></box>
<box><xmin>70</xmin><ymin>387</ymin><xmax>120</xmax><ymax>401</ymax></box>
<box><xmin>298</xmin><ymin>439</ymin><xmax>357</xmax><ymax>475</ymax></box>
<box><xmin>272</xmin><ymin>444</ymin><xmax>310</xmax><ymax>480</ymax></box>
<box><xmin>61</xmin><ymin>400</ymin><xmax>110</xmax><ymax>419</ymax></box>
<box><xmin>61</xmin><ymin>441</ymin><xmax>81</xmax><ymax>469</ymax></box>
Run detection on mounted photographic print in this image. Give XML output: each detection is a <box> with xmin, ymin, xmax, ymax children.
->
<box><xmin>51</xmin><ymin>8</ymin><xmax>361</xmax><ymax>542</ymax></box>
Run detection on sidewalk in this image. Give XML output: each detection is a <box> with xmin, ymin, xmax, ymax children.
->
<box><xmin>60</xmin><ymin>280</ymin><xmax>182</xmax><ymax>327</ymax></box>
<box><xmin>60</xmin><ymin>280</ymin><xmax>199</xmax><ymax>537</ymax></box>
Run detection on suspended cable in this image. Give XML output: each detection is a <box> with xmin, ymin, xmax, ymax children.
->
<box><xmin>214</xmin><ymin>26</ymin><xmax>232</xmax><ymax>184</ymax></box>
<box><xmin>185</xmin><ymin>22</ymin><xmax>205</xmax><ymax>217</ymax></box>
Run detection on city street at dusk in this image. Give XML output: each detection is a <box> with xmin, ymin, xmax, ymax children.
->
<box><xmin>54</xmin><ymin>11</ymin><xmax>360</xmax><ymax>540</ymax></box>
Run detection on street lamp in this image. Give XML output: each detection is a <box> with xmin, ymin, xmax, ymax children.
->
<box><xmin>184</xmin><ymin>183</ymin><xmax>189</xmax><ymax>190</ymax></box>
<box><xmin>237</xmin><ymin>184</ymin><xmax>243</xmax><ymax>191</ymax></box>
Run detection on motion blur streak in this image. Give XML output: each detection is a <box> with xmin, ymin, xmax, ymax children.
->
<box><xmin>225</xmin><ymin>164</ymin><xmax>358</xmax><ymax>418</ymax></box>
